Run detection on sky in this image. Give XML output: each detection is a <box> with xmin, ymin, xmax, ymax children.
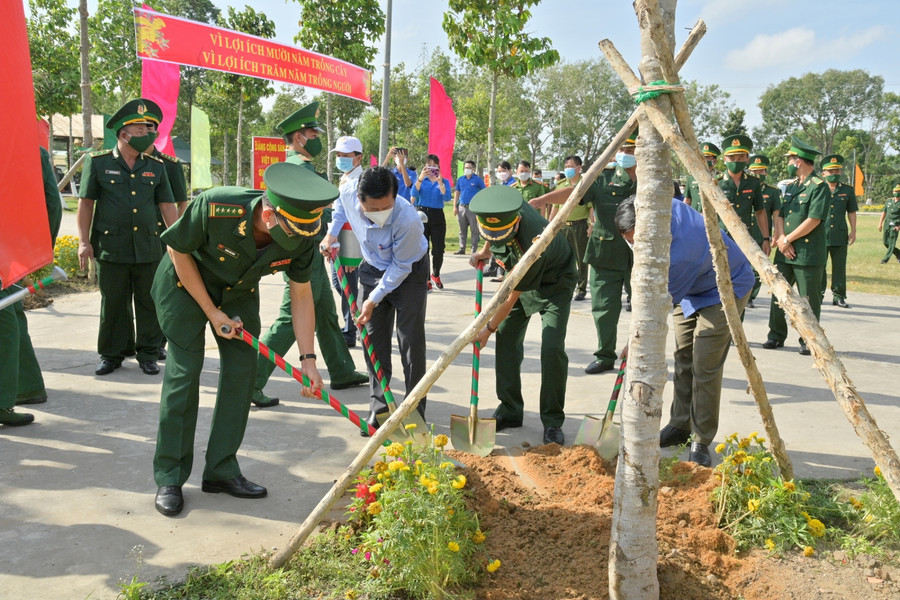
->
<box><xmin>66</xmin><ymin>0</ymin><xmax>900</xmax><ymax>132</ymax></box>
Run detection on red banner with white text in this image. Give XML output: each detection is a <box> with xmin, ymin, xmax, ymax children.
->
<box><xmin>134</xmin><ymin>8</ymin><xmax>371</xmax><ymax>103</ymax></box>
<box><xmin>252</xmin><ymin>137</ymin><xmax>286</xmax><ymax>190</ymax></box>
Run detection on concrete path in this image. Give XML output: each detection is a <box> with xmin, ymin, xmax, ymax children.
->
<box><xmin>2</xmin><ymin>213</ymin><xmax>899</xmax><ymax>599</ymax></box>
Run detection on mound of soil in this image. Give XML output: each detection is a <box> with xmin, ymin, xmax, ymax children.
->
<box><xmin>446</xmin><ymin>444</ymin><xmax>898</xmax><ymax>600</ymax></box>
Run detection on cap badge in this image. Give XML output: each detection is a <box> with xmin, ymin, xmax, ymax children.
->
<box><xmin>732</xmin><ymin>139</ymin><xmax>740</xmax><ymax>147</ymax></box>
<box><xmin>754</xmin><ymin>158</ymin><xmax>761</xmax><ymax>164</ymax></box>
<box><xmin>486</xmin><ymin>217</ymin><xmax>500</xmax><ymax>224</ymax></box>
<box><xmin>137</xmin><ymin>104</ymin><xmax>146</xmax><ymax>115</ymax></box>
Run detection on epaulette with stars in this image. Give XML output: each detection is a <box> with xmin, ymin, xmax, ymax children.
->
<box><xmin>808</xmin><ymin>176</ymin><xmax>824</xmax><ymax>186</ymax></box>
<box><xmin>208</xmin><ymin>203</ymin><xmax>247</xmax><ymax>218</ymax></box>
<box><xmin>90</xmin><ymin>149</ymin><xmax>112</xmax><ymax>157</ymax></box>
<box><xmin>144</xmin><ymin>153</ymin><xmax>164</xmax><ymax>164</ymax></box>
<box><xmin>157</xmin><ymin>152</ymin><xmax>180</xmax><ymax>163</ymax></box>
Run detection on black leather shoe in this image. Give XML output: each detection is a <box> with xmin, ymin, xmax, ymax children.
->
<box><xmin>833</xmin><ymin>298</ymin><xmax>850</xmax><ymax>308</ymax></box>
<box><xmin>746</xmin><ymin>299</ymin><xmax>755</xmax><ymax>308</ymax></box>
<box><xmin>155</xmin><ymin>485</ymin><xmax>184</xmax><ymax>516</ymax></box>
<box><xmin>251</xmin><ymin>389</ymin><xmax>279</xmax><ymax>408</ymax></box>
<box><xmin>0</xmin><ymin>408</ymin><xmax>35</xmax><ymax>426</ymax></box>
<box><xmin>332</xmin><ymin>372</ymin><xmax>370</xmax><ymax>390</ymax></box>
<box><xmin>881</xmin><ymin>258</ymin><xmax>889</xmax><ymax>264</ymax></box>
<box><xmin>361</xmin><ymin>409</ymin><xmax>389</xmax><ymax>437</ymax></box>
<box><xmin>543</xmin><ymin>426</ymin><xmax>565</xmax><ymax>445</ymax></box>
<box><xmin>659</xmin><ymin>424</ymin><xmax>692</xmax><ymax>448</ymax></box>
<box><xmin>799</xmin><ymin>345</ymin><xmax>811</xmax><ymax>356</ymax></box>
<box><xmin>453</xmin><ymin>249</ymin><xmax>466</xmax><ymax>255</ymax></box>
<box><xmin>688</xmin><ymin>442</ymin><xmax>711</xmax><ymax>467</ymax></box>
<box><xmin>201</xmin><ymin>475</ymin><xmax>267</xmax><ymax>498</ymax></box>
<box><xmin>762</xmin><ymin>339</ymin><xmax>784</xmax><ymax>350</ymax></box>
<box><xmin>158</xmin><ymin>346</ymin><xmax>167</xmax><ymax>361</ymax></box>
<box><xmin>95</xmin><ymin>359</ymin><xmax>122</xmax><ymax>376</ymax></box>
<box><xmin>624</xmin><ymin>300</ymin><xmax>632</xmax><ymax>312</ymax></box>
<box><xmin>491</xmin><ymin>410</ymin><xmax>522</xmax><ymax>431</ymax></box>
<box><xmin>573</xmin><ymin>290</ymin><xmax>586</xmax><ymax>301</ymax></box>
<box><xmin>139</xmin><ymin>360</ymin><xmax>160</xmax><ymax>375</ymax></box>
<box><xmin>585</xmin><ymin>360</ymin><xmax>615</xmax><ymax>375</ymax></box>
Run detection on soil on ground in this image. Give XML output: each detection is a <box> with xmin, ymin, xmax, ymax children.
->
<box><xmin>21</xmin><ymin>279</ymin><xmax>94</xmax><ymax>310</ymax></box>
<box><xmin>444</xmin><ymin>444</ymin><xmax>899</xmax><ymax>600</ymax></box>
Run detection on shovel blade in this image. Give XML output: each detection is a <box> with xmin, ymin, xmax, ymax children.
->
<box><xmin>574</xmin><ymin>415</ymin><xmax>605</xmax><ymax>446</ymax></box>
<box><xmin>449</xmin><ymin>413</ymin><xmax>496</xmax><ymax>457</ymax></box>
<box><xmin>595</xmin><ymin>422</ymin><xmax>621</xmax><ymax>461</ymax></box>
<box><xmin>376</xmin><ymin>408</ymin><xmax>431</xmax><ymax>446</ymax></box>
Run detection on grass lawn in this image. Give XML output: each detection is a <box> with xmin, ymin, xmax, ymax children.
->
<box><xmin>440</xmin><ymin>206</ymin><xmax>899</xmax><ymax>296</ymax></box>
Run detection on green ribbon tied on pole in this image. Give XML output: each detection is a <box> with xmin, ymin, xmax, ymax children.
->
<box><xmin>632</xmin><ymin>80</ymin><xmax>683</xmax><ymax>104</ymax></box>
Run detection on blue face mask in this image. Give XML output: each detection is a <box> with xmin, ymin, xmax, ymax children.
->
<box><xmin>335</xmin><ymin>156</ymin><xmax>355</xmax><ymax>173</ymax></box>
<box><xmin>616</xmin><ymin>152</ymin><xmax>637</xmax><ymax>169</ymax></box>
<box><xmin>563</xmin><ymin>167</ymin><xmax>577</xmax><ymax>179</ymax></box>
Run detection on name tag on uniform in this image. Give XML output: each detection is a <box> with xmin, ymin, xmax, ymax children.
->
<box><xmin>269</xmin><ymin>259</ymin><xmax>291</xmax><ymax>267</ymax></box>
<box><xmin>105</xmin><ymin>170</ymin><xmax>121</xmax><ymax>175</ymax></box>
<box><xmin>142</xmin><ymin>172</ymin><xmax>156</xmax><ymax>178</ymax></box>
<box><xmin>217</xmin><ymin>244</ymin><xmax>239</xmax><ymax>258</ymax></box>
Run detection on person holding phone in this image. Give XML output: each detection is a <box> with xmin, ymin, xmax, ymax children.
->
<box><xmin>383</xmin><ymin>146</ymin><xmax>415</xmax><ymax>201</ymax></box>
<box><xmin>411</xmin><ymin>154</ymin><xmax>451</xmax><ymax>289</ymax></box>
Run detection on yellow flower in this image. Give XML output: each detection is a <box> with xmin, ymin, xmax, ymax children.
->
<box><xmin>373</xmin><ymin>461</ymin><xmax>387</xmax><ymax>474</ymax></box>
<box><xmin>404</xmin><ymin>423</ymin><xmax>417</xmax><ymax>430</ymax></box>
<box><xmin>726</xmin><ymin>433</ymin><xmax>738</xmax><ymax>443</ymax></box>
<box><xmin>749</xmin><ymin>431</ymin><xmax>759</xmax><ymax>440</ymax></box>
<box><xmin>743</xmin><ymin>468</ymin><xmax>754</xmax><ymax>477</ymax></box>
<box><xmin>452</xmin><ymin>475</ymin><xmax>467</xmax><ymax>489</ymax></box>
<box><xmin>404</xmin><ymin>440</ymin><xmax>413</xmax><ymax>446</ymax></box>
<box><xmin>345</xmin><ymin>590</ymin><xmax>358</xmax><ymax>599</ymax></box>
<box><xmin>757</xmin><ymin>437</ymin><xmax>766</xmax><ymax>444</ymax></box>
<box><xmin>440</xmin><ymin>461</ymin><xmax>454</xmax><ymax>469</ymax></box>
<box><xmin>746</xmin><ymin>485</ymin><xmax>760</xmax><ymax>494</ymax></box>
<box><xmin>803</xmin><ymin>546</ymin><xmax>815</xmax><ymax>557</ymax></box>
<box><xmin>448</xmin><ymin>541</ymin><xmax>460</xmax><ymax>552</ymax></box>
<box><xmin>849</xmin><ymin>497</ymin><xmax>863</xmax><ymax>510</ymax></box>
<box><xmin>865</xmin><ymin>514</ymin><xmax>874</xmax><ymax>523</ymax></box>
<box><xmin>715</xmin><ymin>443</ymin><xmax>726</xmax><ymax>454</ymax></box>
<box><xmin>807</xmin><ymin>518</ymin><xmax>825</xmax><ymax>537</ymax></box>
<box><xmin>874</xmin><ymin>466</ymin><xmax>883</xmax><ymax>478</ymax></box>
<box><xmin>434</xmin><ymin>434</ymin><xmax>449</xmax><ymax>448</ymax></box>
<box><xmin>427</xmin><ymin>483</ymin><xmax>439</xmax><ymax>495</ymax></box>
<box><xmin>738</xmin><ymin>438</ymin><xmax>751</xmax><ymax>449</ymax></box>
<box><xmin>386</xmin><ymin>443</ymin><xmax>404</xmax><ymax>457</ymax></box>
<box><xmin>487</xmin><ymin>559</ymin><xmax>501</xmax><ymax>573</ymax></box>
<box><xmin>473</xmin><ymin>530</ymin><xmax>486</xmax><ymax>544</ymax></box>
<box><xmin>783</xmin><ymin>481</ymin><xmax>796</xmax><ymax>492</ymax></box>
<box><xmin>367</xmin><ymin>501</ymin><xmax>382</xmax><ymax>515</ymax></box>
<box><xmin>747</xmin><ymin>499</ymin><xmax>760</xmax><ymax>513</ymax></box>
<box><xmin>369</xmin><ymin>483</ymin><xmax>383</xmax><ymax>494</ymax></box>
<box><xmin>388</xmin><ymin>460</ymin><xmax>407</xmax><ymax>472</ymax></box>
<box><xmin>801</xmin><ymin>511</ymin><xmax>810</xmax><ymax>520</ymax></box>
<box><xmin>765</xmin><ymin>538</ymin><xmax>776</xmax><ymax>551</ymax></box>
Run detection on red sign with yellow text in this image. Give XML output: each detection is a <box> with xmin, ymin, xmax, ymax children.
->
<box><xmin>134</xmin><ymin>8</ymin><xmax>371</xmax><ymax>103</ymax></box>
<box><xmin>252</xmin><ymin>137</ymin><xmax>286</xmax><ymax>190</ymax></box>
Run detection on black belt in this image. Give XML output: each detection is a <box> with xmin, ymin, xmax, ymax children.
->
<box><xmin>419</xmin><ymin>206</ymin><xmax>444</xmax><ymax>212</ymax></box>
<box><xmin>564</xmin><ymin>219</ymin><xmax>587</xmax><ymax>226</ymax></box>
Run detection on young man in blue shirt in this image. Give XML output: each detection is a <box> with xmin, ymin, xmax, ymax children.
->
<box><xmin>411</xmin><ymin>154</ymin><xmax>452</xmax><ymax>289</ymax></box>
<box><xmin>616</xmin><ymin>196</ymin><xmax>754</xmax><ymax>467</ymax></box>
<box><xmin>382</xmin><ymin>146</ymin><xmax>416</xmax><ymax>201</ymax></box>
<box><xmin>453</xmin><ymin>159</ymin><xmax>485</xmax><ymax>254</ymax></box>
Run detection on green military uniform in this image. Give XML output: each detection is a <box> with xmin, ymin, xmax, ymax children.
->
<box><xmin>152</xmin><ymin>163</ymin><xmax>337</xmax><ymax>487</ymax></box>
<box><xmin>767</xmin><ymin>138</ymin><xmax>830</xmax><ymax>347</ymax></box>
<box><xmin>81</xmin><ymin>103</ymin><xmax>175</xmax><ymax>365</ymax></box>
<box><xmin>582</xmin><ymin>163</ymin><xmax>635</xmax><ymax>369</ymax></box>
<box><xmin>818</xmin><ymin>155</ymin><xmax>858</xmax><ymax>304</ymax></box>
<box><xmin>553</xmin><ymin>177</ymin><xmax>591</xmax><ymax>297</ymax></box>
<box><xmin>252</xmin><ymin>104</ymin><xmax>366</xmax><ymax>405</ymax></box>
<box><xmin>0</xmin><ymin>147</ymin><xmax>63</xmax><ymax>423</ymax></box>
<box><xmin>747</xmin><ymin>155</ymin><xmax>782</xmax><ymax>302</ymax></box>
<box><xmin>882</xmin><ymin>186</ymin><xmax>900</xmax><ymax>263</ymax></box>
<box><xmin>685</xmin><ymin>142</ymin><xmax>721</xmax><ymax>213</ymax></box>
<box><xmin>472</xmin><ymin>188</ymin><xmax>576</xmax><ymax>428</ymax></box>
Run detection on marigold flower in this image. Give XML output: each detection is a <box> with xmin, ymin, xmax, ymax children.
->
<box><xmin>849</xmin><ymin>497</ymin><xmax>863</xmax><ymax>509</ymax></box>
<box><xmin>738</xmin><ymin>438</ymin><xmax>751</xmax><ymax>449</ymax></box>
<box><xmin>765</xmin><ymin>538</ymin><xmax>776</xmax><ymax>551</ymax></box>
<box><xmin>748</xmin><ymin>499</ymin><xmax>760</xmax><ymax>513</ymax></box>
<box><xmin>874</xmin><ymin>466</ymin><xmax>883</xmax><ymax>478</ymax></box>
<box><xmin>404</xmin><ymin>423</ymin><xmax>417</xmax><ymax>430</ymax></box>
<box><xmin>369</xmin><ymin>483</ymin><xmax>383</xmax><ymax>494</ymax></box>
<box><xmin>473</xmin><ymin>530</ymin><xmax>486</xmax><ymax>544</ymax></box>
<box><xmin>803</xmin><ymin>546</ymin><xmax>815</xmax><ymax>557</ymax></box>
<box><xmin>756</xmin><ymin>437</ymin><xmax>766</xmax><ymax>444</ymax></box>
<box><xmin>452</xmin><ymin>475</ymin><xmax>467</xmax><ymax>489</ymax></box>
<box><xmin>807</xmin><ymin>518</ymin><xmax>825</xmax><ymax>537</ymax></box>
<box><xmin>367</xmin><ymin>501</ymin><xmax>383</xmax><ymax>515</ymax></box>
<box><xmin>386</xmin><ymin>443</ymin><xmax>404</xmax><ymax>457</ymax></box>
<box><xmin>448</xmin><ymin>541</ymin><xmax>460</xmax><ymax>552</ymax></box>
<box><xmin>427</xmin><ymin>483</ymin><xmax>439</xmax><ymax>495</ymax></box>
<box><xmin>404</xmin><ymin>440</ymin><xmax>413</xmax><ymax>446</ymax></box>
<box><xmin>801</xmin><ymin>511</ymin><xmax>810</xmax><ymax>520</ymax></box>
<box><xmin>715</xmin><ymin>443</ymin><xmax>726</xmax><ymax>454</ymax></box>
<box><xmin>345</xmin><ymin>590</ymin><xmax>357</xmax><ymax>600</ymax></box>
<box><xmin>783</xmin><ymin>481</ymin><xmax>796</xmax><ymax>492</ymax></box>
<box><xmin>388</xmin><ymin>460</ymin><xmax>406</xmax><ymax>472</ymax></box>
<box><xmin>373</xmin><ymin>461</ymin><xmax>387</xmax><ymax>474</ymax></box>
<box><xmin>434</xmin><ymin>434</ymin><xmax>449</xmax><ymax>448</ymax></box>
<box><xmin>487</xmin><ymin>559</ymin><xmax>501</xmax><ymax>573</ymax></box>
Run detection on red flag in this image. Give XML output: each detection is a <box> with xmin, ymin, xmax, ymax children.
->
<box><xmin>141</xmin><ymin>48</ymin><xmax>181</xmax><ymax>156</ymax></box>
<box><xmin>0</xmin><ymin>2</ymin><xmax>52</xmax><ymax>288</ymax></box>
<box><xmin>370</xmin><ymin>154</ymin><xmax>377</xmax><ymax>167</ymax></box>
<box><xmin>428</xmin><ymin>77</ymin><xmax>457</xmax><ymax>188</ymax></box>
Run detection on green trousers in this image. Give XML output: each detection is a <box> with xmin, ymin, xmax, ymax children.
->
<box><xmin>670</xmin><ymin>294</ymin><xmax>749</xmax><ymax>446</ymax></box>
<box><xmin>494</xmin><ymin>291</ymin><xmax>571</xmax><ymax>428</ymax></box>
<box><xmin>883</xmin><ymin>226</ymin><xmax>900</xmax><ymax>262</ymax></box>
<box><xmin>153</xmin><ymin>292</ymin><xmax>261</xmax><ymax>486</ymax></box>
<box><xmin>589</xmin><ymin>266</ymin><xmax>630</xmax><ymax>367</ymax></box>
<box><xmin>96</xmin><ymin>260</ymin><xmax>161</xmax><ymax>363</ymax></box>
<box><xmin>561</xmin><ymin>219</ymin><xmax>589</xmax><ymax>295</ymax></box>
<box><xmin>0</xmin><ymin>287</ymin><xmax>46</xmax><ymax>409</ymax></box>
<box><xmin>821</xmin><ymin>245</ymin><xmax>848</xmax><ymax>301</ymax></box>
<box><xmin>767</xmin><ymin>262</ymin><xmax>823</xmax><ymax>343</ymax></box>
<box><xmin>254</xmin><ymin>254</ymin><xmax>360</xmax><ymax>391</ymax></box>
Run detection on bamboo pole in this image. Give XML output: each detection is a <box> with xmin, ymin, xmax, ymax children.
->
<box><xmin>599</xmin><ymin>40</ymin><xmax>900</xmax><ymax>501</ymax></box>
<box><xmin>267</xmin><ymin>21</ymin><xmax>711</xmax><ymax>570</ymax></box>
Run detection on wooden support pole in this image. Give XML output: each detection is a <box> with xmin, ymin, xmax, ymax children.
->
<box><xmin>599</xmin><ymin>39</ymin><xmax>900</xmax><ymax>501</ymax></box>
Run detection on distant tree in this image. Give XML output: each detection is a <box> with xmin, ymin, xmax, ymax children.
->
<box><xmin>681</xmin><ymin>80</ymin><xmax>734</xmax><ymax>142</ymax></box>
<box><xmin>443</xmin><ymin>0</ymin><xmax>558</xmax><ymax>183</ymax></box>
<box><xmin>89</xmin><ymin>0</ymin><xmax>143</xmax><ymax>112</ymax></box>
<box><xmin>721</xmin><ymin>108</ymin><xmax>747</xmax><ymax>138</ymax></box>
<box><xmin>27</xmin><ymin>0</ymin><xmax>80</xmax><ymax>119</ymax></box>
<box><xmin>290</xmin><ymin>0</ymin><xmax>385</xmax><ymax>178</ymax></box>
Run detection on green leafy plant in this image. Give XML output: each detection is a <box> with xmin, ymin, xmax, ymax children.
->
<box><xmin>835</xmin><ymin>466</ymin><xmax>900</xmax><ymax>550</ymax></box>
<box><xmin>117</xmin><ymin>545</ymin><xmax>148</xmax><ymax>600</ymax></box>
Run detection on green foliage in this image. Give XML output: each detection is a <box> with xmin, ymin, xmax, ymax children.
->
<box><xmin>291</xmin><ymin>0</ymin><xmax>384</xmax><ymax>70</ymax></box>
<box><xmin>712</xmin><ymin>433</ymin><xmax>829</xmax><ymax>556</ymax></box>
<box><xmin>89</xmin><ymin>0</ymin><xmax>143</xmax><ymax>113</ymax></box>
<box><xmin>835</xmin><ymin>468</ymin><xmax>900</xmax><ymax>551</ymax></box>
<box><xmin>682</xmin><ymin>81</ymin><xmax>734</xmax><ymax>142</ymax></box>
<box><xmin>721</xmin><ymin>108</ymin><xmax>747</xmax><ymax>138</ymax></box>
<box><xmin>27</xmin><ymin>0</ymin><xmax>80</xmax><ymax>117</ymax></box>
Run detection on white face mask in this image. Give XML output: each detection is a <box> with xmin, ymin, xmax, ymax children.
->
<box><xmin>497</xmin><ymin>171</ymin><xmax>511</xmax><ymax>182</ymax></box>
<box><xmin>364</xmin><ymin>207</ymin><xmax>394</xmax><ymax>227</ymax></box>
<box><xmin>518</xmin><ymin>171</ymin><xmax>531</xmax><ymax>182</ymax></box>
<box><xmin>464</xmin><ymin>168</ymin><xmax>474</xmax><ymax>176</ymax></box>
